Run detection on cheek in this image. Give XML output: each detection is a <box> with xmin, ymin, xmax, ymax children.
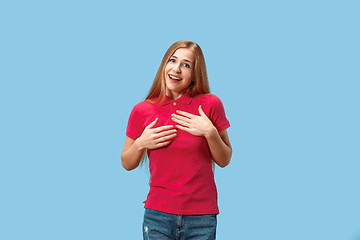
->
<box><xmin>186</xmin><ymin>71</ymin><xmax>194</xmax><ymax>82</ymax></box>
<box><xmin>164</xmin><ymin>65</ymin><xmax>170</xmax><ymax>74</ymax></box>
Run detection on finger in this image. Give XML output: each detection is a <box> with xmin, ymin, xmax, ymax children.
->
<box><xmin>153</xmin><ymin>124</ymin><xmax>175</xmax><ymax>133</ymax></box>
<box><xmin>171</xmin><ymin>114</ymin><xmax>191</xmax><ymax>124</ymax></box>
<box><xmin>155</xmin><ymin>140</ymin><xmax>172</xmax><ymax>148</ymax></box>
<box><xmin>156</xmin><ymin>129</ymin><xmax>177</xmax><ymax>138</ymax></box>
<box><xmin>172</xmin><ymin>117</ymin><xmax>191</xmax><ymax>127</ymax></box>
<box><xmin>176</xmin><ymin>110</ymin><xmax>195</xmax><ymax>118</ymax></box>
<box><xmin>156</xmin><ymin>133</ymin><xmax>177</xmax><ymax>143</ymax></box>
<box><xmin>198</xmin><ymin>105</ymin><xmax>206</xmax><ymax>116</ymax></box>
<box><xmin>175</xmin><ymin>124</ymin><xmax>191</xmax><ymax>133</ymax></box>
<box><xmin>145</xmin><ymin>118</ymin><xmax>158</xmax><ymax>129</ymax></box>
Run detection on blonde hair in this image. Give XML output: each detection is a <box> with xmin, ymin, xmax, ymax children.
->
<box><xmin>146</xmin><ymin>40</ymin><xmax>210</xmax><ymax>103</ymax></box>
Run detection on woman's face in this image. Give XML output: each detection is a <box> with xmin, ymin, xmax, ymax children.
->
<box><xmin>164</xmin><ymin>48</ymin><xmax>195</xmax><ymax>99</ymax></box>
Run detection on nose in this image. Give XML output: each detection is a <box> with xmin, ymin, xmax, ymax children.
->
<box><xmin>173</xmin><ymin>63</ymin><xmax>181</xmax><ymax>73</ymax></box>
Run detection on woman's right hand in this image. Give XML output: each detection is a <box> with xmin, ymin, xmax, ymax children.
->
<box><xmin>135</xmin><ymin>118</ymin><xmax>177</xmax><ymax>150</ymax></box>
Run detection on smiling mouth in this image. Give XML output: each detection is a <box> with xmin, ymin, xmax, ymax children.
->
<box><xmin>169</xmin><ymin>74</ymin><xmax>182</xmax><ymax>82</ymax></box>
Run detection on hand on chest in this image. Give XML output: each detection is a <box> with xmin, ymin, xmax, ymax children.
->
<box><xmin>145</xmin><ymin>104</ymin><xmax>210</xmax><ymax>149</ymax></box>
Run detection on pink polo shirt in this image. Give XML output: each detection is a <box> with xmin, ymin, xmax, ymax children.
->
<box><xmin>126</xmin><ymin>93</ymin><xmax>230</xmax><ymax>215</ymax></box>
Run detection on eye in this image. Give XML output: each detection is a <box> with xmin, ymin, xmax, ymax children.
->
<box><xmin>169</xmin><ymin>58</ymin><xmax>176</xmax><ymax>63</ymax></box>
<box><xmin>183</xmin><ymin>63</ymin><xmax>191</xmax><ymax>68</ymax></box>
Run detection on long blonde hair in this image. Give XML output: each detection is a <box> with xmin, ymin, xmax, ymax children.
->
<box><xmin>146</xmin><ymin>40</ymin><xmax>210</xmax><ymax>103</ymax></box>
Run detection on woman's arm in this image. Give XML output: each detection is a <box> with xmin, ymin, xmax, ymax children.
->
<box><xmin>121</xmin><ymin>118</ymin><xmax>177</xmax><ymax>171</ymax></box>
<box><xmin>171</xmin><ymin>105</ymin><xmax>232</xmax><ymax>168</ymax></box>
<box><xmin>205</xmin><ymin>128</ymin><xmax>232</xmax><ymax>168</ymax></box>
<box><xmin>121</xmin><ymin>137</ymin><xmax>146</xmax><ymax>171</ymax></box>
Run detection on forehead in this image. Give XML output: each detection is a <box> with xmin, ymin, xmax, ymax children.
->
<box><xmin>172</xmin><ymin>48</ymin><xmax>195</xmax><ymax>62</ymax></box>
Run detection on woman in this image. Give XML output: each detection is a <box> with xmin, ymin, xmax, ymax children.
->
<box><xmin>121</xmin><ymin>40</ymin><xmax>232</xmax><ymax>239</ymax></box>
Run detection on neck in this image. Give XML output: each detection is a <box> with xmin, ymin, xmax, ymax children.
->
<box><xmin>166</xmin><ymin>91</ymin><xmax>183</xmax><ymax>101</ymax></box>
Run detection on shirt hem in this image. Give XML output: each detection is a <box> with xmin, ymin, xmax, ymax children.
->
<box><xmin>217</xmin><ymin>123</ymin><xmax>230</xmax><ymax>132</ymax></box>
<box><xmin>144</xmin><ymin>205</ymin><xmax>219</xmax><ymax>215</ymax></box>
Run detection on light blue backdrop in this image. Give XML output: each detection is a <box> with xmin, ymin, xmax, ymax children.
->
<box><xmin>1</xmin><ymin>0</ymin><xmax>359</xmax><ymax>239</ymax></box>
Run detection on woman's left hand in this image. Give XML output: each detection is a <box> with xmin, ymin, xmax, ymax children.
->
<box><xmin>171</xmin><ymin>105</ymin><xmax>216</xmax><ymax>137</ymax></box>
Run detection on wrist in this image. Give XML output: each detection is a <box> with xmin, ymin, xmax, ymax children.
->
<box><xmin>204</xmin><ymin>126</ymin><xmax>218</xmax><ymax>139</ymax></box>
<box><xmin>134</xmin><ymin>137</ymin><xmax>146</xmax><ymax>151</ymax></box>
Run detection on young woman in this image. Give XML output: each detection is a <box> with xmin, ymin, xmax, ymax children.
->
<box><xmin>121</xmin><ymin>40</ymin><xmax>232</xmax><ymax>240</ymax></box>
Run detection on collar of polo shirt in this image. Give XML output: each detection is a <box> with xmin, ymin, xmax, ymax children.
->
<box><xmin>160</xmin><ymin>93</ymin><xmax>192</xmax><ymax>106</ymax></box>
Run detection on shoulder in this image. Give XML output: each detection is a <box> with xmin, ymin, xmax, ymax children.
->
<box><xmin>195</xmin><ymin>93</ymin><xmax>227</xmax><ymax>115</ymax></box>
<box><xmin>193</xmin><ymin>94</ymin><xmax>227</xmax><ymax>117</ymax></box>
<box><xmin>129</xmin><ymin>100</ymin><xmax>154</xmax><ymax>117</ymax></box>
<box><xmin>194</xmin><ymin>93</ymin><xmax>224</xmax><ymax>105</ymax></box>
<box><xmin>132</xmin><ymin>100</ymin><xmax>153</xmax><ymax>110</ymax></box>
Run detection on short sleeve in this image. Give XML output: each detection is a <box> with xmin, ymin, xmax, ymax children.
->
<box><xmin>126</xmin><ymin>102</ymin><xmax>146</xmax><ymax>140</ymax></box>
<box><xmin>208</xmin><ymin>95</ymin><xmax>230</xmax><ymax>132</ymax></box>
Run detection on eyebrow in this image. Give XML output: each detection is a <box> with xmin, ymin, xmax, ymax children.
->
<box><xmin>171</xmin><ymin>55</ymin><xmax>193</xmax><ymax>64</ymax></box>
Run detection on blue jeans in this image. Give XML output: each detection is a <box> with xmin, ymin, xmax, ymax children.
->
<box><xmin>143</xmin><ymin>208</ymin><xmax>217</xmax><ymax>240</ymax></box>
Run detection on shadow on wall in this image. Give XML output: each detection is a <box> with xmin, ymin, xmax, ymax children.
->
<box><xmin>353</xmin><ymin>230</ymin><xmax>360</xmax><ymax>240</ymax></box>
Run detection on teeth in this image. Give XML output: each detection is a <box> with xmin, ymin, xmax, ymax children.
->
<box><xmin>169</xmin><ymin>75</ymin><xmax>181</xmax><ymax>80</ymax></box>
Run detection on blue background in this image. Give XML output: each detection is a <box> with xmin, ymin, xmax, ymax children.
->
<box><xmin>1</xmin><ymin>0</ymin><xmax>359</xmax><ymax>239</ymax></box>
